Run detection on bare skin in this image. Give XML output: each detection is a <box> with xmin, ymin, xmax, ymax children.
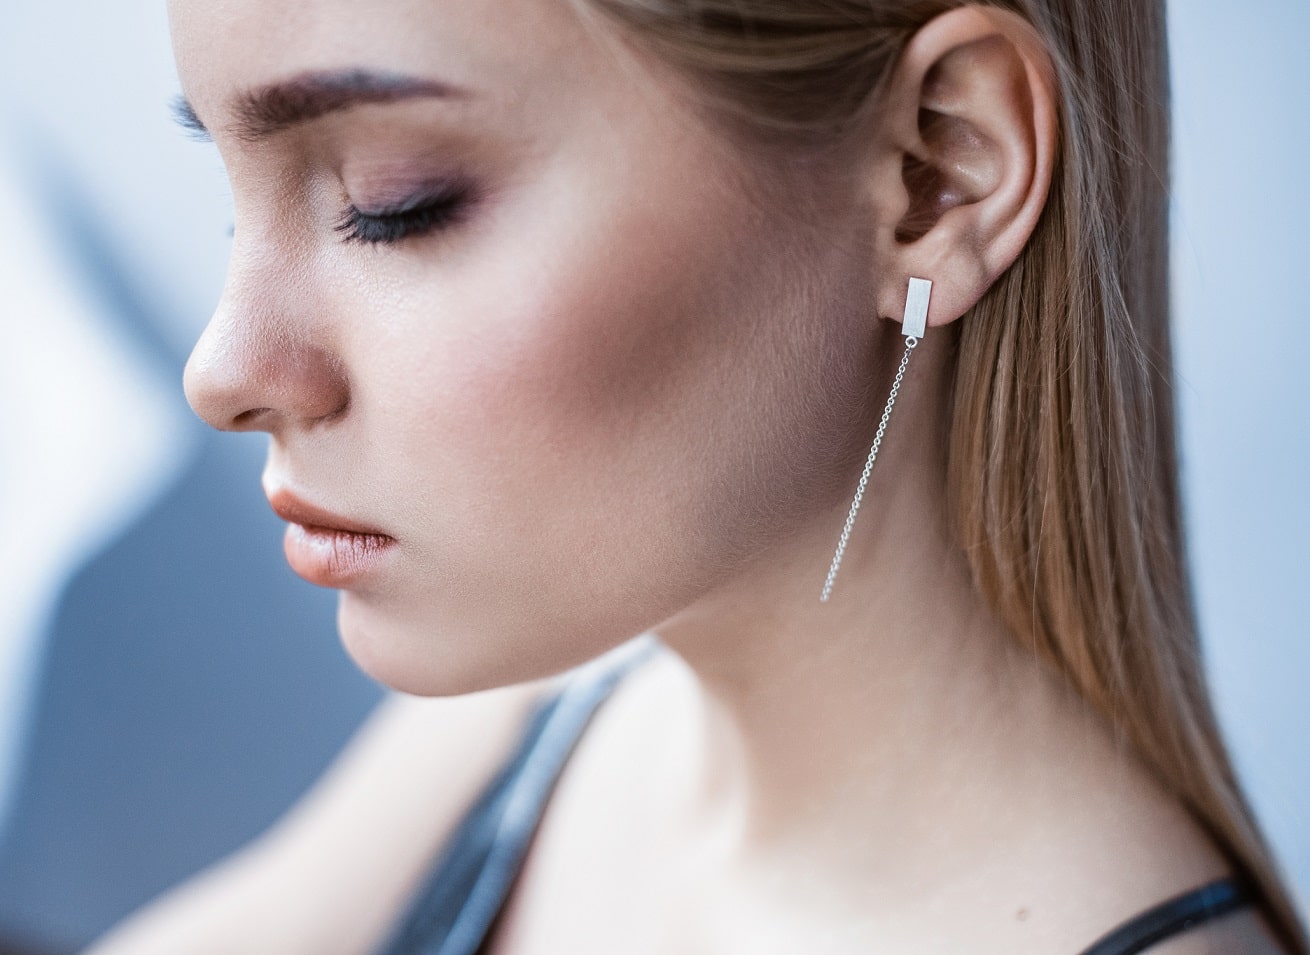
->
<box><xmin>87</xmin><ymin>0</ymin><xmax>1289</xmax><ymax>951</ymax></box>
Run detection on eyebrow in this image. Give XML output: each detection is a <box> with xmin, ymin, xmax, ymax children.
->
<box><xmin>171</xmin><ymin>68</ymin><xmax>466</xmax><ymax>144</ymax></box>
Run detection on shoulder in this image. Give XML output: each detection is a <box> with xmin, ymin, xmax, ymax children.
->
<box><xmin>81</xmin><ymin>664</ymin><xmax>577</xmax><ymax>955</ymax></box>
<box><xmin>976</xmin><ymin>737</ymin><xmax>1298</xmax><ymax>955</ymax></box>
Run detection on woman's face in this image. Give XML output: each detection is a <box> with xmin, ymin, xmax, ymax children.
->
<box><xmin>171</xmin><ymin>0</ymin><xmax>881</xmax><ymax>694</ymax></box>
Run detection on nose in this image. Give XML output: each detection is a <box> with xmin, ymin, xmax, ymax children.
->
<box><xmin>183</xmin><ymin>269</ymin><xmax>350</xmax><ymax>434</ymax></box>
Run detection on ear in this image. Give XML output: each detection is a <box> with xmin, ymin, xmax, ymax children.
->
<box><xmin>866</xmin><ymin>5</ymin><xmax>1059</xmax><ymax>331</ymax></box>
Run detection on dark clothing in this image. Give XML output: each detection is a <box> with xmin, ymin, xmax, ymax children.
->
<box><xmin>374</xmin><ymin>636</ymin><xmax>1252</xmax><ymax>955</ymax></box>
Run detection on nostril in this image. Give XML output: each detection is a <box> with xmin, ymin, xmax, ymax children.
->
<box><xmin>233</xmin><ymin>407</ymin><xmax>275</xmax><ymax>428</ymax></box>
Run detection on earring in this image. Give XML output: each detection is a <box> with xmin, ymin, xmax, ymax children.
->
<box><xmin>819</xmin><ymin>277</ymin><xmax>931</xmax><ymax>603</ymax></box>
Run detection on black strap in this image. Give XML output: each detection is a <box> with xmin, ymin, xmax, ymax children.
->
<box><xmin>1078</xmin><ymin>877</ymin><xmax>1253</xmax><ymax>955</ymax></box>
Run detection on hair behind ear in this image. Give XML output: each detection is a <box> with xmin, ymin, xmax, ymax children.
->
<box><xmin>948</xmin><ymin>2</ymin><xmax>1306</xmax><ymax>951</ymax></box>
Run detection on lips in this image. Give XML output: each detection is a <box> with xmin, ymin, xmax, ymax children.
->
<box><xmin>266</xmin><ymin>489</ymin><xmax>396</xmax><ymax>588</ymax></box>
<box><xmin>267</xmin><ymin>490</ymin><xmax>391</xmax><ymax>537</ymax></box>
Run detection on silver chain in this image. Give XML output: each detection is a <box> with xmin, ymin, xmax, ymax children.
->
<box><xmin>819</xmin><ymin>335</ymin><xmax>919</xmax><ymax>602</ymax></box>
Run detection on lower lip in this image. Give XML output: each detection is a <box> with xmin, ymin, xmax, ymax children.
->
<box><xmin>282</xmin><ymin>523</ymin><xmax>396</xmax><ymax>588</ymax></box>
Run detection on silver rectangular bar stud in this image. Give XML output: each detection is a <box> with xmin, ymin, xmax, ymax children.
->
<box><xmin>902</xmin><ymin>277</ymin><xmax>931</xmax><ymax>339</ymax></box>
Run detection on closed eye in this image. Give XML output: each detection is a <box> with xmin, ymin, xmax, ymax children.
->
<box><xmin>334</xmin><ymin>184</ymin><xmax>474</xmax><ymax>245</ymax></box>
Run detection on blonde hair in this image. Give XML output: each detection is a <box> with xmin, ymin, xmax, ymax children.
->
<box><xmin>571</xmin><ymin>0</ymin><xmax>1308</xmax><ymax>949</ymax></box>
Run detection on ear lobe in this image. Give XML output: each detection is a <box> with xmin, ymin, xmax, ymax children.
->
<box><xmin>872</xmin><ymin>6</ymin><xmax>1058</xmax><ymax>330</ymax></box>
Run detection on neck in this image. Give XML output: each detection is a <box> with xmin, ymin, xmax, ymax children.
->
<box><xmin>651</xmin><ymin>327</ymin><xmax>1096</xmax><ymax>888</ymax></box>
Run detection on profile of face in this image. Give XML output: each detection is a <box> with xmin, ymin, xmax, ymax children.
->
<box><xmin>171</xmin><ymin>0</ymin><xmax>913</xmax><ymax>696</ymax></box>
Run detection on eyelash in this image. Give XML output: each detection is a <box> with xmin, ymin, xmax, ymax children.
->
<box><xmin>333</xmin><ymin>185</ymin><xmax>473</xmax><ymax>246</ymax></box>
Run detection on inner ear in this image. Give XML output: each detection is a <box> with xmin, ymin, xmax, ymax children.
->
<box><xmin>871</xmin><ymin>7</ymin><xmax>1057</xmax><ymax>327</ymax></box>
<box><xmin>894</xmin><ymin>60</ymin><xmax>1007</xmax><ymax>244</ymax></box>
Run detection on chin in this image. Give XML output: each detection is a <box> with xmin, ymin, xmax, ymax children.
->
<box><xmin>333</xmin><ymin>590</ymin><xmax>584</xmax><ymax>697</ymax></box>
<box><xmin>334</xmin><ymin>593</ymin><xmax>489</xmax><ymax>696</ymax></box>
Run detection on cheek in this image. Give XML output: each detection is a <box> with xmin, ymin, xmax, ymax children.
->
<box><xmin>324</xmin><ymin>142</ymin><xmax>872</xmax><ymax>690</ymax></box>
<box><xmin>466</xmin><ymin>182</ymin><xmax>805</xmax><ymax>569</ymax></box>
<box><xmin>370</xmin><ymin>213</ymin><xmax>749</xmax><ymax>590</ymax></box>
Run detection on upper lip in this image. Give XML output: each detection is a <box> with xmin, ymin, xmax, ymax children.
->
<box><xmin>266</xmin><ymin>488</ymin><xmax>393</xmax><ymax>538</ymax></box>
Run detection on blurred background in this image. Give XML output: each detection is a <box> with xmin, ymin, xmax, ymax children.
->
<box><xmin>0</xmin><ymin>1</ymin><xmax>1306</xmax><ymax>952</ymax></box>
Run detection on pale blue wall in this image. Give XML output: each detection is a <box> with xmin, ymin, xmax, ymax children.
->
<box><xmin>1168</xmin><ymin>0</ymin><xmax>1310</xmax><ymax>912</ymax></box>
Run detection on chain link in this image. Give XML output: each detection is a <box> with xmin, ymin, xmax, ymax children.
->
<box><xmin>820</xmin><ymin>336</ymin><xmax>919</xmax><ymax>602</ymax></box>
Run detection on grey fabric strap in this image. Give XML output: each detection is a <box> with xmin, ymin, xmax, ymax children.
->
<box><xmin>374</xmin><ymin>635</ymin><xmax>663</xmax><ymax>955</ymax></box>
